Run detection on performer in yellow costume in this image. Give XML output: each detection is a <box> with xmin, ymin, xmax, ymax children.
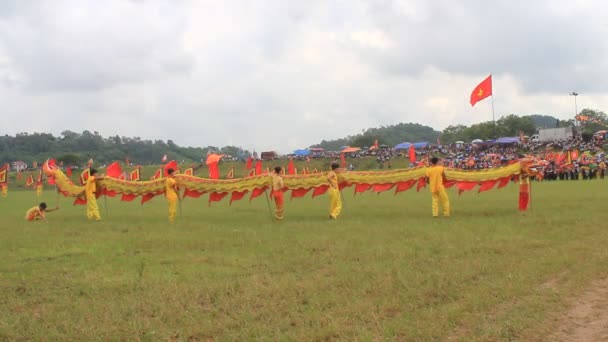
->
<box><xmin>270</xmin><ymin>166</ymin><xmax>285</xmax><ymax>220</ymax></box>
<box><xmin>327</xmin><ymin>162</ymin><xmax>342</xmax><ymax>219</ymax></box>
<box><xmin>36</xmin><ymin>183</ymin><xmax>43</xmax><ymax>197</ymax></box>
<box><xmin>85</xmin><ymin>169</ymin><xmax>103</xmax><ymax>221</ymax></box>
<box><xmin>165</xmin><ymin>168</ymin><xmax>179</xmax><ymax>223</ymax></box>
<box><xmin>25</xmin><ymin>202</ymin><xmax>59</xmax><ymax>221</ymax></box>
<box><xmin>425</xmin><ymin>157</ymin><xmax>450</xmax><ymax>217</ymax></box>
<box><xmin>1</xmin><ymin>184</ymin><xmax>6</xmax><ymax>197</ymax></box>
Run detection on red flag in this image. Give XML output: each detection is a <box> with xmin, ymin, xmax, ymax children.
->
<box><xmin>246</xmin><ymin>157</ymin><xmax>253</xmax><ymax>170</ymax></box>
<box><xmin>152</xmin><ymin>168</ymin><xmax>163</xmax><ymax>180</ymax></box>
<box><xmin>230</xmin><ymin>190</ymin><xmax>248</xmax><ymax>205</ymax></box>
<box><xmin>208</xmin><ymin>162</ymin><xmax>220</xmax><ymax>179</ymax></box>
<box><xmin>226</xmin><ymin>167</ymin><xmax>234</xmax><ymax>179</ymax></box>
<box><xmin>340</xmin><ymin>153</ymin><xmax>347</xmax><ymax>168</ymax></box>
<box><xmin>66</xmin><ymin>167</ymin><xmax>72</xmax><ymax>177</ymax></box>
<box><xmin>409</xmin><ymin>145</ymin><xmax>416</xmax><ymax>164</ymax></box>
<box><xmin>287</xmin><ymin>159</ymin><xmax>295</xmax><ymax>175</ymax></box>
<box><xmin>106</xmin><ymin>161</ymin><xmax>122</xmax><ymax>178</ymax></box>
<box><xmin>312</xmin><ymin>185</ymin><xmax>329</xmax><ymax>198</ymax></box>
<box><xmin>0</xmin><ymin>164</ymin><xmax>7</xmax><ymax>184</ymax></box>
<box><xmin>209</xmin><ymin>192</ymin><xmax>228</xmax><ymax>204</ymax></box>
<box><xmin>250</xmin><ymin>186</ymin><xmax>267</xmax><ymax>201</ymax></box>
<box><xmin>470</xmin><ymin>74</ymin><xmax>492</xmax><ymax>107</ymax></box>
<box><xmin>80</xmin><ymin>168</ymin><xmax>91</xmax><ymax>185</ymax></box>
<box><xmin>26</xmin><ymin>174</ymin><xmax>34</xmax><ymax>187</ymax></box>
<box><xmin>164</xmin><ymin>160</ymin><xmax>178</xmax><ymax>176</ymax></box>
<box><xmin>255</xmin><ymin>160</ymin><xmax>262</xmax><ymax>175</ymax></box>
<box><xmin>130</xmin><ymin>167</ymin><xmax>141</xmax><ymax>181</ymax></box>
<box><xmin>291</xmin><ymin>188</ymin><xmax>311</xmax><ymax>198</ymax></box>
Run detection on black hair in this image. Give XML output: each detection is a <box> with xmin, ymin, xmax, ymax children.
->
<box><xmin>331</xmin><ymin>162</ymin><xmax>339</xmax><ymax>170</ymax></box>
<box><xmin>90</xmin><ymin>168</ymin><xmax>98</xmax><ymax>175</ymax></box>
<box><xmin>167</xmin><ymin>168</ymin><xmax>174</xmax><ymax>175</ymax></box>
<box><xmin>39</xmin><ymin>202</ymin><xmax>47</xmax><ymax>210</ymax></box>
<box><xmin>430</xmin><ymin>157</ymin><xmax>439</xmax><ymax>165</ymax></box>
<box><xmin>274</xmin><ymin>166</ymin><xmax>282</xmax><ymax>174</ymax></box>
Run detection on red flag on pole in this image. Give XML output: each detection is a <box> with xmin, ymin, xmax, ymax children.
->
<box><xmin>470</xmin><ymin>75</ymin><xmax>492</xmax><ymax>107</ymax></box>
<box><xmin>340</xmin><ymin>153</ymin><xmax>346</xmax><ymax>168</ymax></box>
<box><xmin>66</xmin><ymin>167</ymin><xmax>72</xmax><ymax>177</ymax></box>
<box><xmin>255</xmin><ymin>160</ymin><xmax>262</xmax><ymax>175</ymax></box>
<box><xmin>226</xmin><ymin>167</ymin><xmax>234</xmax><ymax>179</ymax></box>
<box><xmin>130</xmin><ymin>167</ymin><xmax>141</xmax><ymax>181</ymax></box>
<box><xmin>246</xmin><ymin>157</ymin><xmax>253</xmax><ymax>170</ymax></box>
<box><xmin>106</xmin><ymin>161</ymin><xmax>122</xmax><ymax>178</ymax></box>
<box><xmin>287</xmin><ymin>159</ymin><xmax>295</xmax><ymax>175</ymax></box>
<box><xmin>409</xmin><ymin>145</ymin><xmax>416</xmax><ymax>164</ymax></box>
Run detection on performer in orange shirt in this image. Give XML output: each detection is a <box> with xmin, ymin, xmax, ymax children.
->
<box><xmin>328</xmin><ymin>162</ymin><xmax>342</xmax><ymax>219</ymax></box>
<box><xmin>425</xmin><ymin>157</ymin><xmax>450</xmax><ymax>217</ymax></box>
<box><xmin>270</xmin><ymin>166</ymin><xmax>285</xmax><ymax>220</ymax></box>
<box><xmin>24</xmin><ymin>202</ymin><xmax>59</xmax><ymax>221</ymax></box>
<box><xmin>165</xmin><ymin>168</ymin><xmax>179</xmax><ymax>223</ymax></box>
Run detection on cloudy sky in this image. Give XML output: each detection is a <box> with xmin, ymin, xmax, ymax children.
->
<box><xmin>1</xmin><ymin>0</ymin><xmax>607</xmax><ymax>152</ymax></box>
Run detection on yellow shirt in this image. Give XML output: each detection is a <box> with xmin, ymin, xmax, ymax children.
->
<box><xmin>327</xmin><ymin>171</ymin><xmax>338</xmax><ymax>189</ymax></box>
<box><xmin>271</xmin><ymin>174</ymin><xmax>284</xmax><ymax>192</ymax></box>
<box><xmin>165</xmin><ymin>177</ymin><xmax>178</xmax><ymax>199</ymax></box>
<box><xmin>425</xmin><ymin>166</ymin><xmax>445</xmax><ymax>193</ymax></box>
<box><xmin>25</xmin><ymin>206</ymin><xmax>44</xmax><ymax>221</ymax></box>
<box><xmin>85</xmin><ymin>176</ymin><xmax>96</xmax><ymax>198</ymax></box>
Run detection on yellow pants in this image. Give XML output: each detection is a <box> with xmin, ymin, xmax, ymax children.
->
<box><xmin>87</xmin><ymin>196</ymin><xmax>101</xmax><ymax>220</ymax></box>
<box><xmin>167</xmin><ymin>196</ymin><xmax>178</xmax><ymax>223</ymax></box>
<box><xmin>1</xmin><ymin>186</ymin><xmax>6</xmax><ymax>197</ymax></box>
<box><xmin>431</xmin><ymin>188</ymin><xmax>450</xmax><ymax>217</ymax></box>
<box><xmin>36</xmin><ymin>186</ymin><xmax>42</xmax><ymax>197</ymax></box>
<box><xmin>328</xmin><ymin>188</ymin><xmax>342</xmax><ymax>219</ymax></box>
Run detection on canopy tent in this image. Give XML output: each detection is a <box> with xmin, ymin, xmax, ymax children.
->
<box><xmin>471</xmin><ymin>139</ymin><xmax>483</xmax><ymax>144</ymax></box>
<box><xmin>394</xmin><ymin>142</ymin><xmax>412</xmax><ymax>149</ymax></box>
<box><xmin>412</xmin><ymin>142</ymin><xmax>429</xmax><ymax>149</ymax></box>
<box><xmin>339</xmin><ymin>146</ymin><xmax>350</xmax><ymax>151</ymax></box>
<box><xmin>341</xmin><ymin>147</ymin><xmax>361</xmax><ymax>153</ymax></box>
<box><xmin>293</xmin><ymin>149</ymin><xmax>310</xmax><ymax>156</ymax></box>
<box><xmin>455</xmin><ymin>141</ymin><xmax>465</xmax><ymax>144</ymax></box>
<box><xmin>495</xmin><ymin>137</ymin><xmax>520</xmax><ymax>144</ymax></box>
<box><xmin>309</xmin><ymin>148</ymin><xmax>324</xmax><ymax>152</ymax></box>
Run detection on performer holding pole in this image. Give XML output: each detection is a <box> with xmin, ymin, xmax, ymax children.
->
<box><xmin>328</xmin><ymin>162</ymin><xmax>342</xmax><ymax>220</ymax></box>
<box><xmin>270</xmin><ymin>166</ymin><xmax>285</xmax><ymax>220</ymax></box>
<box><xmin>84</xmin><ymin>169</ymin><xmax>104</xmax><ymax>221</ymax></box>
<box><xmin>165</xmin><ymin>168</ymin><xmax>179</xmax><ymax>223</ymax></box>
<box><xmin>425</xmin><ymin>157</ymin><xmax>450</xmax><ymax>218</ymax></box>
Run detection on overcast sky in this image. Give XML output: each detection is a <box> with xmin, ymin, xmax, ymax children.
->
<box><xmin>1</xmin><ymin>0</ymin><xmax>607</xmax><ymax>152</ymax></box>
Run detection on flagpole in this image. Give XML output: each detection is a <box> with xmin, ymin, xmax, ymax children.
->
<box><xmin>491</xmin><ymin>94</ymin><xmax>496</xmax><ymax>139</ymax></box>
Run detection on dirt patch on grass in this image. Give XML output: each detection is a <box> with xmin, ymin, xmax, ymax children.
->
<box><xmin>547</xmin><ymin>277</ymin><xmax>608</xmax><ymax>341</ymax></box>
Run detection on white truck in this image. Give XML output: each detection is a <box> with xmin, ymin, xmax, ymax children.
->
<box><xmin>535</xmin><ymin>127</ymin><xmax>574</xmax><ymax>142</ymax></box>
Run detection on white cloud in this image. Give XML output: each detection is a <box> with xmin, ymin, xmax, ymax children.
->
<box><xmin>0</xmin><ymin>0</ymin><xmax>607</xmax><ymax>154</ymax></box>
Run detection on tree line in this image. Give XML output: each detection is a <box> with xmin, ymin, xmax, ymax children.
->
<box><xmin>311</xmin><ymin>111</ymin><xmax>607</xmax><ymax>149</ymax></box>
<box><xmin>0</xmin><ymin>130</ymin><xmax>250</xmax><ymax>166</ymax></box>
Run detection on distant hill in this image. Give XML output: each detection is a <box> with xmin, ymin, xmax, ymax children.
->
<box><xmin>526</xmin><ymin>115</ymin><xmax>560</xmax><ymax>129</ymax></box>
<box><xmin>311</xmin><ymin>123</ymin><xmax>441</xmax><ymax>151</ymax></box>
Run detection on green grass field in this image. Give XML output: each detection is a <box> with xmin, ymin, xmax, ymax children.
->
<box><xmin>1</xmin><ymin>180</ymin><xmax>608</xmax><ymax>340</ymax></box>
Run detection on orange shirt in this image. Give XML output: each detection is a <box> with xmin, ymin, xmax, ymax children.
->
<box><xmin>25</xmin><ymin>206</ymin><xmax>44</xmax><ymax>221</ymax></box>
<box><xmin>425</xmin><ymin>166</ymin><xmax>445</xmax><ymax>193</ymax></box>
